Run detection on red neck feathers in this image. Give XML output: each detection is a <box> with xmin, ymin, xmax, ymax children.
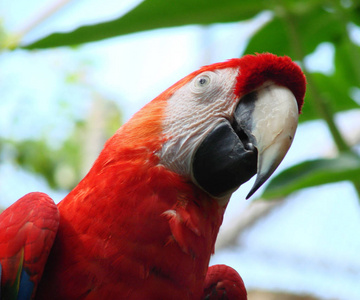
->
<box><xmin>47</xmin><ymin>86</ymin><xmax>225</xmax><ymax>299</ymax></box>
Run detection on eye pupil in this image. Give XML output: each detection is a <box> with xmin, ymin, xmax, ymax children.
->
<box><xmin>199</xmin><ymin>78</ymin><xmax>207</xmax><ymax>85</ymax></box>
<box><xmin>193</xmin><ymin>74</ymin><xmax>211</xmax><ymax>90</ymax></box>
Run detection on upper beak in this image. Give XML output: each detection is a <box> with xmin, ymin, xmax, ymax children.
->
<box><xmin>234</xmin><ymin>84</ymin><xmax>299</xmax><ymax>199</ymax></box>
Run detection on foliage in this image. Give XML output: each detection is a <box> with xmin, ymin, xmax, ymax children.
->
<box><xmin>1</xmin><ymin>0</ymin><xmax>359</xmax><ymax>198</ymax></box>
<box><xmin>263</xmin><ymin>153</ymin><xmax>360</xmax><ymax>198</ymax></box>
<box><xmin>1</xmin><ymin>123</ymin><xmax>84</xmax><ymax>190</ymax></box>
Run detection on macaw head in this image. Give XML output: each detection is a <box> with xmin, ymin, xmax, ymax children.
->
<box><xmin>113</xmin><ymin>53</ymin><xmax>306</xmax><ymax>203</ymax></box>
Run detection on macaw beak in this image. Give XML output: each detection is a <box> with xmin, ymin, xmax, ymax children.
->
<box><xmin>192</xmin><ymin>84</ymin><xmax>299</xmax><ymax>200</ymax></box>
<box><xmin>237</xmin><ymin>84</ymin><xmax>299</xmax><ymax>199</ymax></box>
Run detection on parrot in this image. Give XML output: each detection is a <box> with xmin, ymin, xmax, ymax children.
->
<box><xmin>0</xmin><ymin>53</ymin><xmax>306</xmax><ymax>300</ymax></box>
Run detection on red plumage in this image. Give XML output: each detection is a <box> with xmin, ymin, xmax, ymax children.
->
<box><xmin>0</xmin><ymin>53</ymin><xmax>306</xmax><ymax>299</ymax></box>
<box><xmin>0</xmin><ymin>192</ymin><xmax>59</xmax><ymax>298</ymax></box>
<box><xmin>233</xmin><ymin>53</ymin><xmax>305</xmax><ymax>112</ymax></box>
<box><xmin>203</xmin><ymin>265</ymin><xmax>247</xmax><ymax>300</ymax></box>
<box><xmin>36</xmin><ymin>98</ymin><xmax>226</xmax><ymax>299</ymax></box>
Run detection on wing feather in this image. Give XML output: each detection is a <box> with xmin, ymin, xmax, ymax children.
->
<box><xmin>0</xmin><ymin>192</ymin><xmax>59</xmax><ymax>299</ymax></box>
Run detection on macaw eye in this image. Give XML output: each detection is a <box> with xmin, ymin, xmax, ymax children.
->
<box><xmin>195</xmin><ymin>75</ymin><xmax>211</xmax><ymax>88</ymax></box>
<box><xmin>190</xmin><ymin>72</ymin><xmax>215</xmax><ymax>95</ymax></box>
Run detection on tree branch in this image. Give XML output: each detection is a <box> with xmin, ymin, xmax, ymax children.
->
<box><xmin>3</xmin><ymin>0</ymin><xmax>73</xmax><ymax>49</ymax></box>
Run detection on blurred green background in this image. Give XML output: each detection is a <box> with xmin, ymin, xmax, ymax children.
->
<box><xmin>0</xmin><ymin>1</ymin><xmax>359</xmax><ymax>299</ymax></box>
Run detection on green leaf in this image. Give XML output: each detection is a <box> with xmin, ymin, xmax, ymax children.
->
<box><xmin>243</xmin><ymin>17</ymin><xmax>291</xmax><ymax>56</ymax></box>
<box><xmin>262</xmin><ymin>153</ymin><xmax>360</xmax><ymax>199</ymax></box>
<box><xmin>343</xmin><ymin>1</ymin><xmax>360</xmax><ymax>26</ymax></box>
<box><xmin>334</xmin><ymin>38</ymin><xmax>360</xmax><ymax>87</ymax></box>
<box><xmin>292</xmin><ymin>69</ymin><xmax>359</xmax><ymax>123</ymax></box>
<box><xmin>300</xmin><ymin>72</ymin><xmax>359</xmax><ymax>122</ymax></box>
<box><xmin>244</xmin><ymin>8</ymin><xmax>344</xmax><ymax>58</ymax></box>
<box><xmin>24</xmin><ymin>0</ymin><xmax>271</xmax><ymax>49</ymax></box>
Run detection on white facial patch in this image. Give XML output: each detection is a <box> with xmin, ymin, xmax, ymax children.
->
<box><xmin>159</xmin><ymin>67</ymin><xmax>240</xmax><ymax>177</ymax></box>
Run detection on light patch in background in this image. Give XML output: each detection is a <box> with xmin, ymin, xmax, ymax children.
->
<box><xmin>212</xmin><ymin>183</ymin><xmax>360</xmax><ymax>300</ymax></box>
<box><xmin>0</xmin><ymin>163</ymin><xmax>67</xmax><ymax>204</ymax></box>
<box><xmin>348</xmin><ymin>22</ymin><xmax>360</xmax><ymax>46</ymax></box>
<box><xmin>304</xmin><ymin>42</ymin><xmax>335</xmax><ymax>75</ymax></box>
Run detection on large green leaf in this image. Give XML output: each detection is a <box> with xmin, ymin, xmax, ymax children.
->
<box><xmin>24</xmin><ymin>0</ymin><xmax>271</xmax><ymax>49</ymax></box>
<box><xmin>349</xmin><ymin>3</ymin><xmax>360</xmax><ymax>26</ymax></box>
<box><xmin>300</xmin><ymin>40</ymin><xmax>360</xmax><ymax>122</ymax></box>
<box><xmin>301</xmin><ymin>72</ymin><xmax>359</xmax><ymax>120</ymax></box>
<box><xmin>288</xmin><ymin>69</ymin><xmax>359</xmax><ymax>124</ymax></box>
<box><xmin>244</xmin><ymin>8</ymin><xmax>344</xmax><ymax>58</ymax></box>
<box><xmin>262</xmin><ymin>153</ymin><xmax>360</xmax><ymax>199</ymax></box>
<box><xmin>244</xmin><ymin>17</ymin><xmax>291</xmax><ymax>56</ymax></box>
<box><xmin>334</xmin><ymin>39</ymin><xmax>360</xmax><ymax>88</ymax></box>
<box><xmin>20</xmin><ymin>0</ymin><xmax>360</xmax><ymax>51</ymax></box>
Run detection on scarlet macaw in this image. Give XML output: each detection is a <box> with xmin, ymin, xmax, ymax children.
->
<box><xmin>0</xmin><ymin>53</ymin><xmax>306</xmax><ymax>299</ymax></box>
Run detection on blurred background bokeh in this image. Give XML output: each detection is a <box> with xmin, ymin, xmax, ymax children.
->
<box><xmin>0</xmin><ymin>1</ymin><xmax>360</xmax><ymax>299</ymax></box>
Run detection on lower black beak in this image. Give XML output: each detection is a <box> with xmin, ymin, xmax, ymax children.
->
<box><xmin>192</xmin><ymin>120</ymin><xmax>258</xmax><ymax>198</ymax></box>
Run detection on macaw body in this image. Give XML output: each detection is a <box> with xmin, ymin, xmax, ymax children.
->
<box><xmin>38</xmin><ymin>153</ymin><xmax>225</xmax><ymax>299</ymax></box>
<box><xmin>0</xmin><ymin>53</ymin><xmax>306</xmax><ymax>299</ymax></box>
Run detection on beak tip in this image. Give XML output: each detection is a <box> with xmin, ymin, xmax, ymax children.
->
<box><xmin>245</xmin><ymin>192</ymin><xmax>254</xmax><ymax>200</ymax></box>
<box><xmin>245</xmin><ymin>183</ymin><xmax>259</xmax><ymax>200</ymax></box>
<box><xmin>245</xmin><ymin>173</ymin><xmax>270</xmax><ymax>199</ymax></box>
<box><xmin>245</xmin><ymin>180</ymin><xmax>261</xmax><ymax>200</ymax></box>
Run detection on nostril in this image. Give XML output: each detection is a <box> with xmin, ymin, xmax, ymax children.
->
<box><xmin>244</xmin><ymin>142</ymin><xmax>255</xmax><ymax>151</ymax></box>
